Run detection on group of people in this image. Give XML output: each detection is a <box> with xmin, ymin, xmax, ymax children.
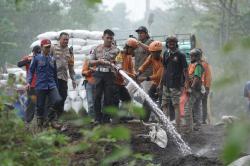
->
<box><xmin>18</xmin><ymin>26</ymin><xmax>212</xmax><ymax>133</ymax></box>
<box><xmin>18</xmin><ymin>32</ymin><xmax>75</xmax><ymax>130</ymax></box>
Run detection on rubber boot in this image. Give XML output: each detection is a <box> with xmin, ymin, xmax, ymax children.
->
<box><xmin>48</xmin><ymin>107</ymin><xmax>63</xmax><ymax>130</ymax></box>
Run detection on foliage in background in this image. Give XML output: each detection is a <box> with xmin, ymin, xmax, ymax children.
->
<box><xmin>0</xmin><ymin>101</ymin><xmax>71</xmax><ymax>166</ymax></box>
<box><xmin>221</xmin><ymin>117</ymin><xmax>250</xmax><ymax>165</ymax></box>
<box><xmin>0</xmin><ymin>0</ymin><xmax>98</xmax><ymax>65</ymax></box>
<box><xmin>68</xmin><ymin>106</ymin><xmax>152</xmax><ymax>165</ymax></box>
<box><xmin>0</xmin><ymin>84</ymin><xmax>153</xmax><ymax>165</ymax></box>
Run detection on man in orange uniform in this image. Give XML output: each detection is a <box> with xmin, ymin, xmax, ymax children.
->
<box><xmin>114</xmin><ymin>38</ymin><xmax>138</xmax><ymax>121</ymax></box>
<box><xmin>136</xmin><ymin>41</ymin><xmax>164</xmax><ymax>121</ymax></box>
<box><xmin>184</xmin><ymin>48</ymin><xmax>204</xmax><ymax>132</ymax></box>
<box><xmin>200</xmin><ymin>50</ymin><xmax>212</xmax><ymax>124</ymax></box>
<box><xmin>114</xmin><ymin>38</ymin><xmax>137</xmax><ymax>104</ymax></box>
<box><xmin>82</xmin><ymin>58</ymin><xmax>96</xmax><ymax>119</ymax></box>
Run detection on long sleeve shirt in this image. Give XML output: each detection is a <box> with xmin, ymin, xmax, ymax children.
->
<box><xmin>28</xmin><ymin>53</ymin><xmax>58</xmax><ymax>90</ymax></box>
<box><xmin>17</xmin><ymin>55</ymin><xmax>37</xmax><ymax>88</ymax></box>
<box><xmin>89</xmin><ymin>44</ymin><xmax>119</xmax><ymax>72</ymax></box>
<box><xmin>201</xmin><ymin>60</ymin><xmax>212</xmax><ymax>88</ymax></box>
<box><xmin>138</xmin><ymin>55</ymin><xmax>164</xmax><ymax>86</ymax></box>
<box><xmin>51</xmin><ymin>44</ymin><xmax>75</xmax><ymax>82</ymax></box>
<box><xmin>82</xmin><ymin>60</ymin><xmax>95</xmax><ymax>85</ymax></box>
<box><xmin>115</xmin><ymin>52</ymin><xmax>136</xmax><ymax>85</ymax></box>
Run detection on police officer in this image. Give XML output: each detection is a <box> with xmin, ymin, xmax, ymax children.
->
<box><xmin>89</xmin><ymin>29</ymin><xmax>119</xmax><ymax>123</ymax></box>
<box><xmin>51</xmin><ymin>32</ymin><xmax>76</xmax><ymax>119</ymax></box>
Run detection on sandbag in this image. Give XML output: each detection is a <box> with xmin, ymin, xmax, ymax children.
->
<box><xmin>70</xmin><ymin>45</ymin><xmax>82</xmax><ymax>51</ymax></box>
<box><xmin>7</xmin><ymin>68</ymin><xmax>23</xmax><ymax>74</ymax></box>
<box><xmin>74</xmin><ymin>68</ymin><xmax>82</xmax><ymax>75</ymax></box>
<box><xmin>72</xmin><ymin>30</ymin><xmax>91</xmax><ymax>39</ymax></box>
<box><xmin>77</xmin><ymin>79</ymin><xmax>85</xmax><ymax>91</ymax></box>
<box><xmin>74</xmin><ymin>54</ymin><xmax>87</xmax><ymax>61</ymax></box>
<box><xmin>74</xmin><ymin>60</ymin><xmax>83</xmax><ymax>67</ymax></box>
<box><xmin>0</xmin><ymin>80</ymin><xmax>7</xmax><ymax>86</ymax></box>
<box><xmin>15</xmin><ymin>71</ymin><xmax>26</xmax><ymax>81</ymax></box>
<box><xmin>67</xmin><ymin>79</ymin><xmax>73</xmax><ymax>90</ymax></box>
<box><xmin>51</xmin><ymin>40</ymin><xmax>58</xmax><ymax>45</ymax></box>
<box><xmin>64</xmin><ymin>97</ymin><xmax>72</xmax><ymax>112</ymax></box>
<box><xmin>88</xmin><ymin>31</ymin><xmax>103</xmax><ymax>40</ymax></box>
<box><xmin>37</xmin><ymin>31</ymin><xmax>58</xmax><ymax>40</ymax></box>
<box><xmin>58</xmin><ymin>29</ymin><xmax>73</xmax><ymax>37</ymax></box>
<box><xmin>71</xmin><ymin>96</ymin><xmax>83</xmax><ymax>113</ymax></box>
<box><xmin>79</xmin><ymin>89</ymin><xmax>87</xmax><ymax>100</ymax></box>
<box><xmin>30</xmin><ymin>40</ymin><xmax>41</xmax><ymax>48</ymax></box>
<box><xmin>69</xmin><ymin>38</ymin><xmax>87</xmax><ymax>46</ymax></box>
<box><xmin>30</xmin><ymin>39</ymin><xmax>58</xmax><ymax>48</ymax></box>
<box><xmin>86</xmin><ymin>39</ymin><xmax>103</xmax><ymax>45</ymax></box>
<box><xmin>68</xmin><ymin>90</ymin><xmax>78</xmax><ymax>100</ymax></box>
<box><xmin>78</xmin><ymin>88</ymin><xmax>88</xmax><ymax>112</ymax></box>
<box><xmin>0</xmin><ymin>73</ymin><xmax>8</xmax><ymax>80</ymax></box>
<box><xmin>81</xmin><ymin>44</ymin><xmax>97</xmax><ymax>54</ymax></box>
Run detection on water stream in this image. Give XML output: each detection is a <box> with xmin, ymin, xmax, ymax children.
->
<box><xmin>117</xmin><ymin>68</ymin><xmax>192</xmax><ymax>155</ymax></box>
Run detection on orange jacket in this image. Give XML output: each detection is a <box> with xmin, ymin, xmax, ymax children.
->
<box><xmin>187</xmin><ymin>62</ymin><xmax>204</xmax><ymax>88</ymax></box>
<box><xmin>82</xmin><ymin>60</ymin><xmax>95</xmax><ymax>84</ymax></box>
<box><xmin>201</xmin><ymin>60</ymin><xmax>212</xmax><ymax>88</ymax></box>
<box><xmin>138</xmin><ymin>55</ymin><xmax>164</xmax><ymax>86</ymax></box>
<box><xmin>115</xmin><ymin>52</ymin><xmax>136</xmax><ymax>85</ymax></box>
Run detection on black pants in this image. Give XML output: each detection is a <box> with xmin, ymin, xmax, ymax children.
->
<box><xmin>93</xmin><ymin>72</ymin><xmax>115</xmax><ymax>123</ymax></box>
<box><xmin>143</xmin><ymin>84</ymin><xmax>158</xmax><ymax>121</ymax></box>
<box><xmin>36</xmin><ymin>88</ymin><xmax>61</xmax><ymax>120</ymax></box>
<box><xmin>114</xmin><ymin>84</ymin><xmax>131</xmax><ymax>106</ymax></box>
<box><xmin>25</xmin><ymin>88</ymin><xmax>36</xmax><ymax>123</ymax></box>
<box><xmin>56</xmin><ymin>79</ymin><xmax>68</xmax><ymax>118</ymax></box>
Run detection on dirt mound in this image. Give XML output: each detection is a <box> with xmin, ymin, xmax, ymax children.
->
<box><xmin>66</xmin><ymin>121</ymin><xmax>226</xmax><ymax>165</ymax></box>
<box><xmin>165</xmin><ymin>155</ymin><xmax>223</xmax><ymax>166</ymax></box>
<box><xmin>128</xmin><ymin>122</ymin><xmax>225</xmax><ymax>165</ymax></box>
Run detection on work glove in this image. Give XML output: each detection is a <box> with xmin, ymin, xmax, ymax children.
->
<box><xmin>135</xmin><ymin>71</ymin><xmax>141</xmax><ymax>79</ymax></box>
<box><xmin>137</xmin><ymin>76</ymin><xmax>146</xmax><ymax>83</ymax></box>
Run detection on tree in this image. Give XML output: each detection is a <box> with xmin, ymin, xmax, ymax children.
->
<box><xmin>0</xmin><ymin>0</ymin><xmax>98</xmax><ymax>66</ymax></box>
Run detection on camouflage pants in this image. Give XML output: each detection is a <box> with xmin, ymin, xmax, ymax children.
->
<box><xmin>184</xmin><ymin>89</ymin><xmax>202</xmax><ymax>132</ymax></box>
<box><xmin>161</xmin><ymin>86</ymin><xmax>181</xmax><ymax>118</ymax></box>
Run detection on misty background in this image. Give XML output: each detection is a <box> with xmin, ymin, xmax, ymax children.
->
<box><xmin>1</xmin><ymin>0</ymin><xmax>250</xmax><ymax>121</ymax></box>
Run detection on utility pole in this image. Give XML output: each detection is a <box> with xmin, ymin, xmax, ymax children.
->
<box><xmin>145</xmin><ymin>0</ymin><xmax>150</xmax><ymax>25</ymax></box>
<box><xmin>145</xmin><ymin>0</ymin><xmax>154</xmax><ymax>34</ymax></box>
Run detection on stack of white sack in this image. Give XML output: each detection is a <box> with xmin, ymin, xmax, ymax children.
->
<box><xmin>6</xmin><ymin>67</ymin><xmax>27</xmax><ymax>81</ymax></box>
<box><xmin>66</xmin><ymin>78</ymin><xmax>88</xmax><ymax>113</ymax></box>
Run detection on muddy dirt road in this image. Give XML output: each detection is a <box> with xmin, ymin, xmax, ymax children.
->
<box><xmin>66</xmin><ymin>121</ymin><xmax>227</xmax><ymax>165</ymax></box>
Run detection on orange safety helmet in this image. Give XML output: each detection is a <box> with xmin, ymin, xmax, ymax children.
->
<box><xmin>148</xmin><ymin>41</ymin><xmax>163</xmax><ymax>52</ymax></box>
<box><xmin>126</xmin><ymin>38</ymin><xmax>138</xmax><ymax>48</ymax></box>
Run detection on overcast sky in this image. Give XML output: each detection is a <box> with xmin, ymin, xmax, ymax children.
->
<box><xmin>102</xmin><ymin>0</ymin><xmax>168</xmax><ymax>22</ymax></box>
